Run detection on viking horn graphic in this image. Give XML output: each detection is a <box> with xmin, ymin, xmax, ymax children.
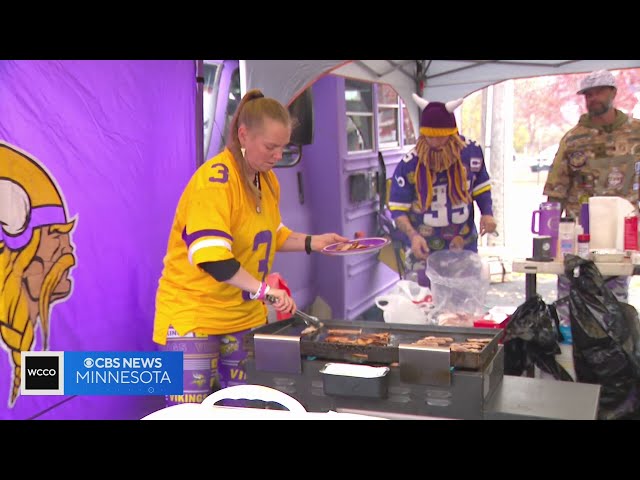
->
<box><xmin>0</xmin><ymin>179</ymin><xmax>30</xmax><ymax>235</ymax></box>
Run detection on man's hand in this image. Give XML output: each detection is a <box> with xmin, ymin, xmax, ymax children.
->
<box><xmin>479</xmin><ymin>215</ymin><xmax>497</xmax><ymax>236</ymax></box>
<box><xmin>410</xmin><ymin>233</ymin><xmax>429</xmax><ymax>260</ymax></box>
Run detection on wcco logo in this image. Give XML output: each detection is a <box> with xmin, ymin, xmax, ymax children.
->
<box><xmin>21</xmin><ymin>351</ymin><xmax>65</xmax><ymax>396</ymax></box>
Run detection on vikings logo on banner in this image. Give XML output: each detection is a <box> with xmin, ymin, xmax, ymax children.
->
<box><xmin>0</xmin><ymin>142</ymin><xmax>78</xmax><ymax>407</ymax></box>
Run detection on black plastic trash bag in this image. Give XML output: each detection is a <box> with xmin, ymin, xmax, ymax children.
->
<box><xmin>565</xmin><ymin>254</ymin><xmax>640</xmax><ymax>420</ymax></box>
<box><xmin>503</xmin><ymin>295</ymin><xmax>574</xmax><ymax>381</ymax></box>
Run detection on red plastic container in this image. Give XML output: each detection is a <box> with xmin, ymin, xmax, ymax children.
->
<box><xmin>624</xmin><ymin>215</ymin><xmax>638</xmax><ymax>251</ymax></box>
<box><xmin>473</xmin><ymin>316</ymin><xmax>511</xmax><ymax>343</ymax></box>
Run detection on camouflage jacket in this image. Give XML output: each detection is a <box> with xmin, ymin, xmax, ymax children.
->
<box><xmin>543</xmin><ymin>109</ymin><xmax>640</xmax><ymax>218</ymax></box>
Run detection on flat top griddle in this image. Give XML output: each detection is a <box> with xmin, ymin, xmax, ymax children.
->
<box><xmin>244</xmin><ymin>318</ymin><xmax>502</xmax><ymax>371</ymax></box>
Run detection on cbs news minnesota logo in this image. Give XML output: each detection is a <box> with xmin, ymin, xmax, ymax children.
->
<box><xmin>21</xmin><ymin>351</ymin><xmax>183</xmax><ymax>396</ymax></box>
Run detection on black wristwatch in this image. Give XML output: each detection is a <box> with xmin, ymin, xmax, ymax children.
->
<box><xmin>305</xmin><ymin>235</ymin><xmax>313</xmax><ymax>255</ymax></box>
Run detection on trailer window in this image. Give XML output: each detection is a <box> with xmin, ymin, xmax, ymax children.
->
<box><xmin>345</xmin><ymin>79</ymin><xmax>374</xmax><ymax>153</ymax></box>
<box><xmin>401</xmin><ymin>99</ymin><xmax>417</xmax><ymax>146</ymax></box>
<box><xmin>203</xmin><ymin>62</ymin><xmax>221</xmax><ymax>158</ymax></box>
<box><xmin>377</xmin><ymin>84</ymin><xmax>400</xmax><ymax>149</ymax></box>
<box><xmin>222</xmin><ymin>68</ymin><xmax>242</xmax><ymax>151</ymax></box>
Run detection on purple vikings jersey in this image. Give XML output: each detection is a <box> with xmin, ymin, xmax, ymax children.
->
<box><xmin>388</xmin><ymin>137</ymin><xmax>493</xmax><ymax>253</ymax></box>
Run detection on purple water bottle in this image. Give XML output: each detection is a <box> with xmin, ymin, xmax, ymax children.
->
<box><xmin>531</xmin><ymin>201</ymin><xmax>561</xmax><ymax>257</ymax></box>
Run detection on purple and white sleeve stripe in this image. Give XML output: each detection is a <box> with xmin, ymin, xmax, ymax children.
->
<box><xmin>182</xmin><ymin>228</ymin><xmax>233</xmax><ymax>264</ymax></box>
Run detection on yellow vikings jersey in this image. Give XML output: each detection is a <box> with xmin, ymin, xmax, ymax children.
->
<box><xmin>153</xmin><ymin>148</ymin><xmax>292</xmax><ymax>344</ymax></box>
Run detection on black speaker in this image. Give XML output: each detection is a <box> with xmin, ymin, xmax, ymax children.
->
<box><xmin>527</xmin><ymin>236</ymin><xmax>554</xmax><ymax>262</ymax></box>
<box><xmin>528</xmin><ymin>235</ymin><xmax>553</xmax><ymax>262</ymax></box>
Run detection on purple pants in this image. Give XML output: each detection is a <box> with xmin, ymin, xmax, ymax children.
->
<box><xmin>157</xmin><ymin>326</ymin><xmax>253</xmax><ymax>407</ymax></box>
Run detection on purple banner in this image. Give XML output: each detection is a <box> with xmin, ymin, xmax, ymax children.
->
<box><xmin>0</xmin><ymin>60</ymin><xmax>195</xmax><ymax>419</ymax></box>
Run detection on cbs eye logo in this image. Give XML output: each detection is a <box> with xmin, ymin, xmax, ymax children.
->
<box><xmin>21</xmin><ymin>351</ymin><xmax>65</xmax><ymax>396</ymax></box>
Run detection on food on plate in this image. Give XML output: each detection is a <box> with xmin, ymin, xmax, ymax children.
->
<box><xmin>336</xmin><ymin>240</ymin><xmax>368</xmax><ymax>251</ymax></box>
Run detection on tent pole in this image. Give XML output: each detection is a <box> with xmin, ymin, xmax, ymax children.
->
<box><xmin>195</xmin><ymin>59</ymin><xmax>205</xmax><ymax>168</ymax></box>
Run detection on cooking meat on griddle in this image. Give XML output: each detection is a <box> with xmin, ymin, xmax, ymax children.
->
<box><xmin>301</xmin><ymin>326</ymin><xmax>318</xmax><ymax>335</ymax></box>
<box><xmin>437</xmin><ymin>312</ymin><xmax>475</xmax><ymax>327</ymax></box>
<box><xmin>324</xmin><ymin>331</ymin><xmax>390</xmax><ymax>347</ymax></box>
<box><xmin>450</xmin><ymin>342</ymin><xmax>485</xmax><ymax>352</ymax></box>
<box><xmin>466</xmin><ymin>338</ymin><xmax>491</xmax><ymax>343</ymax></box>
<box><xmin>414</xmin><ymin>336</ymin><xmax>454</xmax><ymax>345</ymax></box>
<box><xmin>326</xmin><ymin>328</ymin><xmax>362</xmax><ymax>335</ymax></box>
<box><xmin>325</xmin><ymin>336</ymin><xmax>355</xmax><ymax>344</ymax></box>
<box><xmin>410</xmin><ymin>335</ymin><xmax>487</xmax><ymax>353</ymax></box>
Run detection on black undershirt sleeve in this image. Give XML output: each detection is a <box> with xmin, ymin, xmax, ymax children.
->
<box><xmin>199</xmin><ymin>258</ymin><xmax>241</xmax><ymax>282</ymax></box>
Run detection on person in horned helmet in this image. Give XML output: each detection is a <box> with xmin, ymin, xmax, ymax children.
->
<box><xmin>388</xmin><ymin>94</ymin><xmax>497</xmax><ymax>287</ymax></box>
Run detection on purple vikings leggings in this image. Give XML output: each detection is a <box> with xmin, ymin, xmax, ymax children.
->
<box><xmin>157</xmin><ymin>326</ymin><xmax>253</xmax><ymax>407</ymax></box>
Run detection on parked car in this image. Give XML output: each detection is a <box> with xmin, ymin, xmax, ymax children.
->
<box><xmin>530</xmin><ymin>144</ymin><xmax>559</xmax><ymax>172</ymax></box>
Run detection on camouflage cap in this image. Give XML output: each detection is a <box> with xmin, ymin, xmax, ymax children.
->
<box><xmin>577</xmin><ymin>69</ymin><xmax>616</xmax><ymax>95</ymax></box>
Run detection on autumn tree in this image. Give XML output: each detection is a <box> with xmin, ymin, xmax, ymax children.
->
<box><xmin>514</xmin><ymin>75</ymin><xmax>577</xmax><ymax>154</ymax></box>
<box><xmin>462</xmin><ymin>68</ymin><xmax>640</xmax><ymax>157</ymax></box>
<box><xmin>514</xmin><ymin>69</ymin><xmax>640</xmax><ymax>154</ymax></box>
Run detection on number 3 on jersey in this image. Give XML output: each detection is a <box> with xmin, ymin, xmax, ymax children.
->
<box><xmin>242</xmin><ymin>230</ymin><xmax>272</xmax><ymax>301</ymax></box>
<box><xmin>422</xmin><ymin>184</ymin><xmax>469</xmax><ymax>226</ymax></box>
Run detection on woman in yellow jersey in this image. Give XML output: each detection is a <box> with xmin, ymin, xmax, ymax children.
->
<box><xmin>153</xmin><ymin>89</ymin><xmax>347</xmax><ymax>406</ymax></box>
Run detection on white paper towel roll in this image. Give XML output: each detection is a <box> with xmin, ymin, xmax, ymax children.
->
<box><xmin>588</xmin><ymin>196</ymin><xmax>635</xmax><ymax>250</ymax></box>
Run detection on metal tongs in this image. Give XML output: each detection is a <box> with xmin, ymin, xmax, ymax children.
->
<box><xmin>266</xmin><ymin>294</ymin><xmax>324</xmax><ymax>329</ymax></box>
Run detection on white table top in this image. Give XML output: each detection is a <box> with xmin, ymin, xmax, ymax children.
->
<box><xmin>512</xmin><ymin>258</ymin><xmax>637</xmax><ymax>276</ymax></box>
<box><xmin>141</xmin><ymin>403</ymin><xmax>387</xmax><ymax>420</ymax></box>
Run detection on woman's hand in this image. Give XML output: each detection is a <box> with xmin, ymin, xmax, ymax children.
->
<box><xmin>266</xmin><ymin>287</ymin><xmax>296</xmax><ymax>315</ymax></box>
<box><xmin>312</xmin><ymin>233</ymin><xmax>349</xmax><ymax>252</ymax></box>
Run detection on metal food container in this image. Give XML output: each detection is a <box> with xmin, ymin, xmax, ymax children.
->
<box><xmin>320</xmin><ymin>363</ymin><xmax>390</xmax><ymax>399</ymax></box>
